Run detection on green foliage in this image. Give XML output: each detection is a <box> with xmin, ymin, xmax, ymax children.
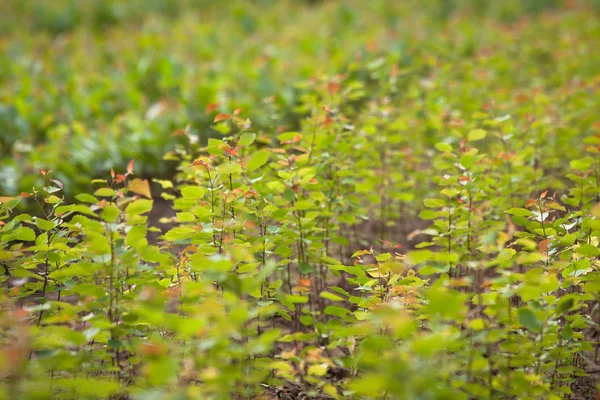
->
<box><xmin>1</xmin><ymin>1</ymin><xmax>600</xmax><ymax>399</ymax></box>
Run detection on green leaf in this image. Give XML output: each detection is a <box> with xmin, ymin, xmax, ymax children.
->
<box><xmin>570</xmin><ymin>158</ymin><xmax>593</xmax><ymax>170</ymax></box>
<box><xmin>277</xmin><ymin>132</ymin><xmax>301</xmax><ymax>142</ymax></box>
<box><xmin>285</xmin><ymin>295</ymin><xmax>308</xmax><ymax>304</ymax></box>
<box><xmin>505</xmin><ymin>208</ymin><xmax>533</xmax><ymax>217</ymax></box>
<box><xmin>307</xmin><ymin>364</ymin><xmax>328</xmax><ymax>376</ymax></box>
<box><xmin>518</xmin><ymin>308</ymin><xmax>542</xmax><ymax>332</ymax></box>
<box><xmin>435</xmin><ymin>142</ymin><xmax>453</xmax><ymax>152</ymax></box>
<box><xmin>459</xmin><ymin>154</ymin><xmax>477</xmax><ymax>169</ymax></box>
<box><xmin>467</xmin><ymin>129</ymin><xmax>487</xmax><ymax>141</ymax></box>
<box><xmin>406</xmin><ymin>250</ymin><xmax>434</xmax><ymax>264</ymax></box>
<box><xmin>75</xmin><ymin>193</ymin><xmax>98</xmax><ymax>203</ymax></box>
<box><xmin>298</xmin><ymin>262</ymin><xmax>313</xmax><ymax>274</ymax></box>
<box><xmin>320</xmin><ymin>291</ymin><xmax>344</xmax><ymax>301</ymax></box>
<box><xmin>165</xmin><ymin>227</ymin><xmax>196</xmax><ymax>241</ymax></box>
<box><xmin>246</xmin><ymin>150</ymin><xmax>269</xmax><ymax>172</ymax></box>
<box><xmin>126</xmin><ymin>225</ymin><xmax>147</xmax><ymax>248</ymax></box>
<box><xmin>237</xmin><ymin>262</ymin><xmax>260</xmax><ymax>274</ymax></box>
<box><xmin>238</xmin><ymin>132</ymin><xmax>256</xmax><ymax>147</ymax></box>
<box><xmin>176</xmin><ymin>212</ymin><xmax>195</xmax><ymax>222</ymax></box>
<box><xmin>556</xmin><ymin>296</ymin><xmax>575</xmax><ymax>315</ymax></box>
<box><xmin>423</xmin><ymin>198</ymin><xmax>445</xmax><ymax>208</ymax></box>
<box><xmin>575</xmin><ymin>244</ymin><xmax>600</xmax><ymax>257</ymax></box>
<box><xmin>216</xmin><ymin>162</ymin><xmax>242</xmax><ymax>175</ymax></box>
<box><xmin>94</xmin><ymin>188</ymin><xmax>115</xmax><ymax>197</ymax></box>
<box><xmin>125</xmin><ymin>199</ymin><xmax>153</xmax><ymax>216</ymax></box>
<box><xmin>16</xmin><ymin>227</ymin><xmax>36</xmax><ymax>241</ymax></box>
<box><xmin>152</xmin><ymin>179</ymin><xmax>173</xmax><ymax>189</ymax></box>
<box><xmin>328</xmin><ymin>264</ymin><xmax>366</xmax><ymax>277</ymax></box>
<box><xmin>35</xmin><ymin>218</ymin><xmax>56</xmax><ymax>231</ymax></box>
<box><xmin>324</xmin><ymin>305</ymin><xmax>350</xmax><ymax>318</ymax></box>
<box><xmin>101</xmin><ymin>205</ymin><xmax>120</xmax><ymax>222</ymax></box>
<box><xmin>375</xmin><ymin>253</ymin><xmax>391</xmax><ymax>262</ymax></box>
<box><xmin>181</xmin><ymin>186</ymin><xmax>205</xmax><ymax>200</ymax></box>
<box><xmin>295</xmin><ymin>200</ymin><xmax>313</xmax><ymax>210</ymax></box>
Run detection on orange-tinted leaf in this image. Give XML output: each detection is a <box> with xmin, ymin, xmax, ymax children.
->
<box><xmin>538</xmin><ymin>239</ymin><xmax>549</xmax><ymax>254</ymax></box>
<box><xmin>299</xmin><ymin>278</ymin><xmax>311</xmax><ymax>287</ymax></box>
<box><xmin>224</xmin><ymin>146</ymin><xmax>239</xmax><ymax>157</ymax></box>
<box><xmin>327</xmin><ymin>82</ymin><xmax>340</xmax><ymax>95</ymax></box>
<box><xmin>140</xmin><ymin>342</ymin><xmax>166</xmax><ymax>357</ymax></box>
<box><xmin>205</xmin><ymin>103</ymin><xmax>220</xmax><ymax>114</ymax></box>
<box><xmin>115</xmin><ymin>174</ymin><xmax>126</xmax><ymax>184</ymax></box>
<box><xmin>292</xmin><ymin>285</ymin><xmax>310</xmax><ymax>293</ymax></box>
<box><xmin>515</xmin><ymin>93</ymin><xmax>529</xmax><ymax>103</ymax></box>
<box><xmin>110</xmin><ymin>168</ymin><xmax>115</xmax><ymax>178</ymax></box>
<box><xmin>366</xmin><ymin>40</ymin><xmax>377</xmax><ymax>52</ymax></box>
<box><xmin>244</xmin><ymin>189</ymin><xmax>258</xmax><ymax>199</ymax></box>
<box><xmin>128</xmin><ymin>178</ymin><xmax>152</xmax><ymax>199</ymax></box>
<box><xmin>213</xmin><ymin>113</ymin><xmax>231</xmax><ymax>123</ymax></box>
<box><xmin>233</xmin><ymin>108</ymin><xmax>243</xmax><ymax>116</ymax></box>
<box><xmin>20</xmin><ymin>192</ymin><xmax>31</xmax><ymax>198</ymax></box>
<box><xmin>192</xmin><ymin>159</ymin><xmax>209</xmax><ymax>168</ymax></box>
<box><xmin>525</xmin><ymin>198</ymin><xmax>536</xmax><ymax>208</ymax></box>
<box><xmin>127</xmin><ymin>159</ymin><xmax>135</xmax><ymax>175</ymax></box>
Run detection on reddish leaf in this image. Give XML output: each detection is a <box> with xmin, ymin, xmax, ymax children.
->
<box><xmin>233</xmin><ymin>108</ymin><xmax>243</xmax><ymax>116</ymax></box>
<box><xmin>127</xmin><ymin>159</ymin><xmax>135</xmax><ymax>176</ymax></box>
<box><xmin>140</xmin><ymin>342</ymin><xmax>166</xmax><ymax>356</ymax></box>
<box><xmin>538</xmin><ymin>239</ymin><xmax>549</xmax><ymax>254</ymax></box>
<box><xmin>515</xmin><ymin>93</ymin><xmax>529</xmax><ymax>103</ymax></box>
<box><xmin>213</xmin><ymin>113</ymin><xmax>231</xmax><ymax>123</ymax></box>
<box><xmin>327</xmin><ymin>82</ymin><xmax>340</xmax><ymax>95</ymax></box>
<box><xmin>244</xmin><ymin>189</ymin><xmax>258</xmax><ymax>198</ymax></box>
<box><xmin>205</xmin><ymin>102</ymin><xmax>220</xmax><ymax>114</ymax></box>
<box><xmin>20</xmin><ymin>192</ymin><xmax>31</xmax><ymax>198</ymax></box>
<box><xmin>299</xmin><ymin>278</ymin><xmax>311</xmax><ymax>287</ymax></box>
<box><xmin>192</xmin><ymin>159</ymin><xmax>209</xmax><ymax>168</ymax></box>
<box><xmin>223</xmin><ymin>146</ymin><xmax>239</xmax><ymax>157</ymax></box>
<box><xmin>540</xmin><ymin>190</ymin><xmax>548</xmax><ymax>199</ymax></box>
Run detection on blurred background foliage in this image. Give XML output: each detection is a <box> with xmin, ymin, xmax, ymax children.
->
<box><xmin>0</xmin><ymin>0</ymin><xmax>599</xmax><ymax>196</ymax></box>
